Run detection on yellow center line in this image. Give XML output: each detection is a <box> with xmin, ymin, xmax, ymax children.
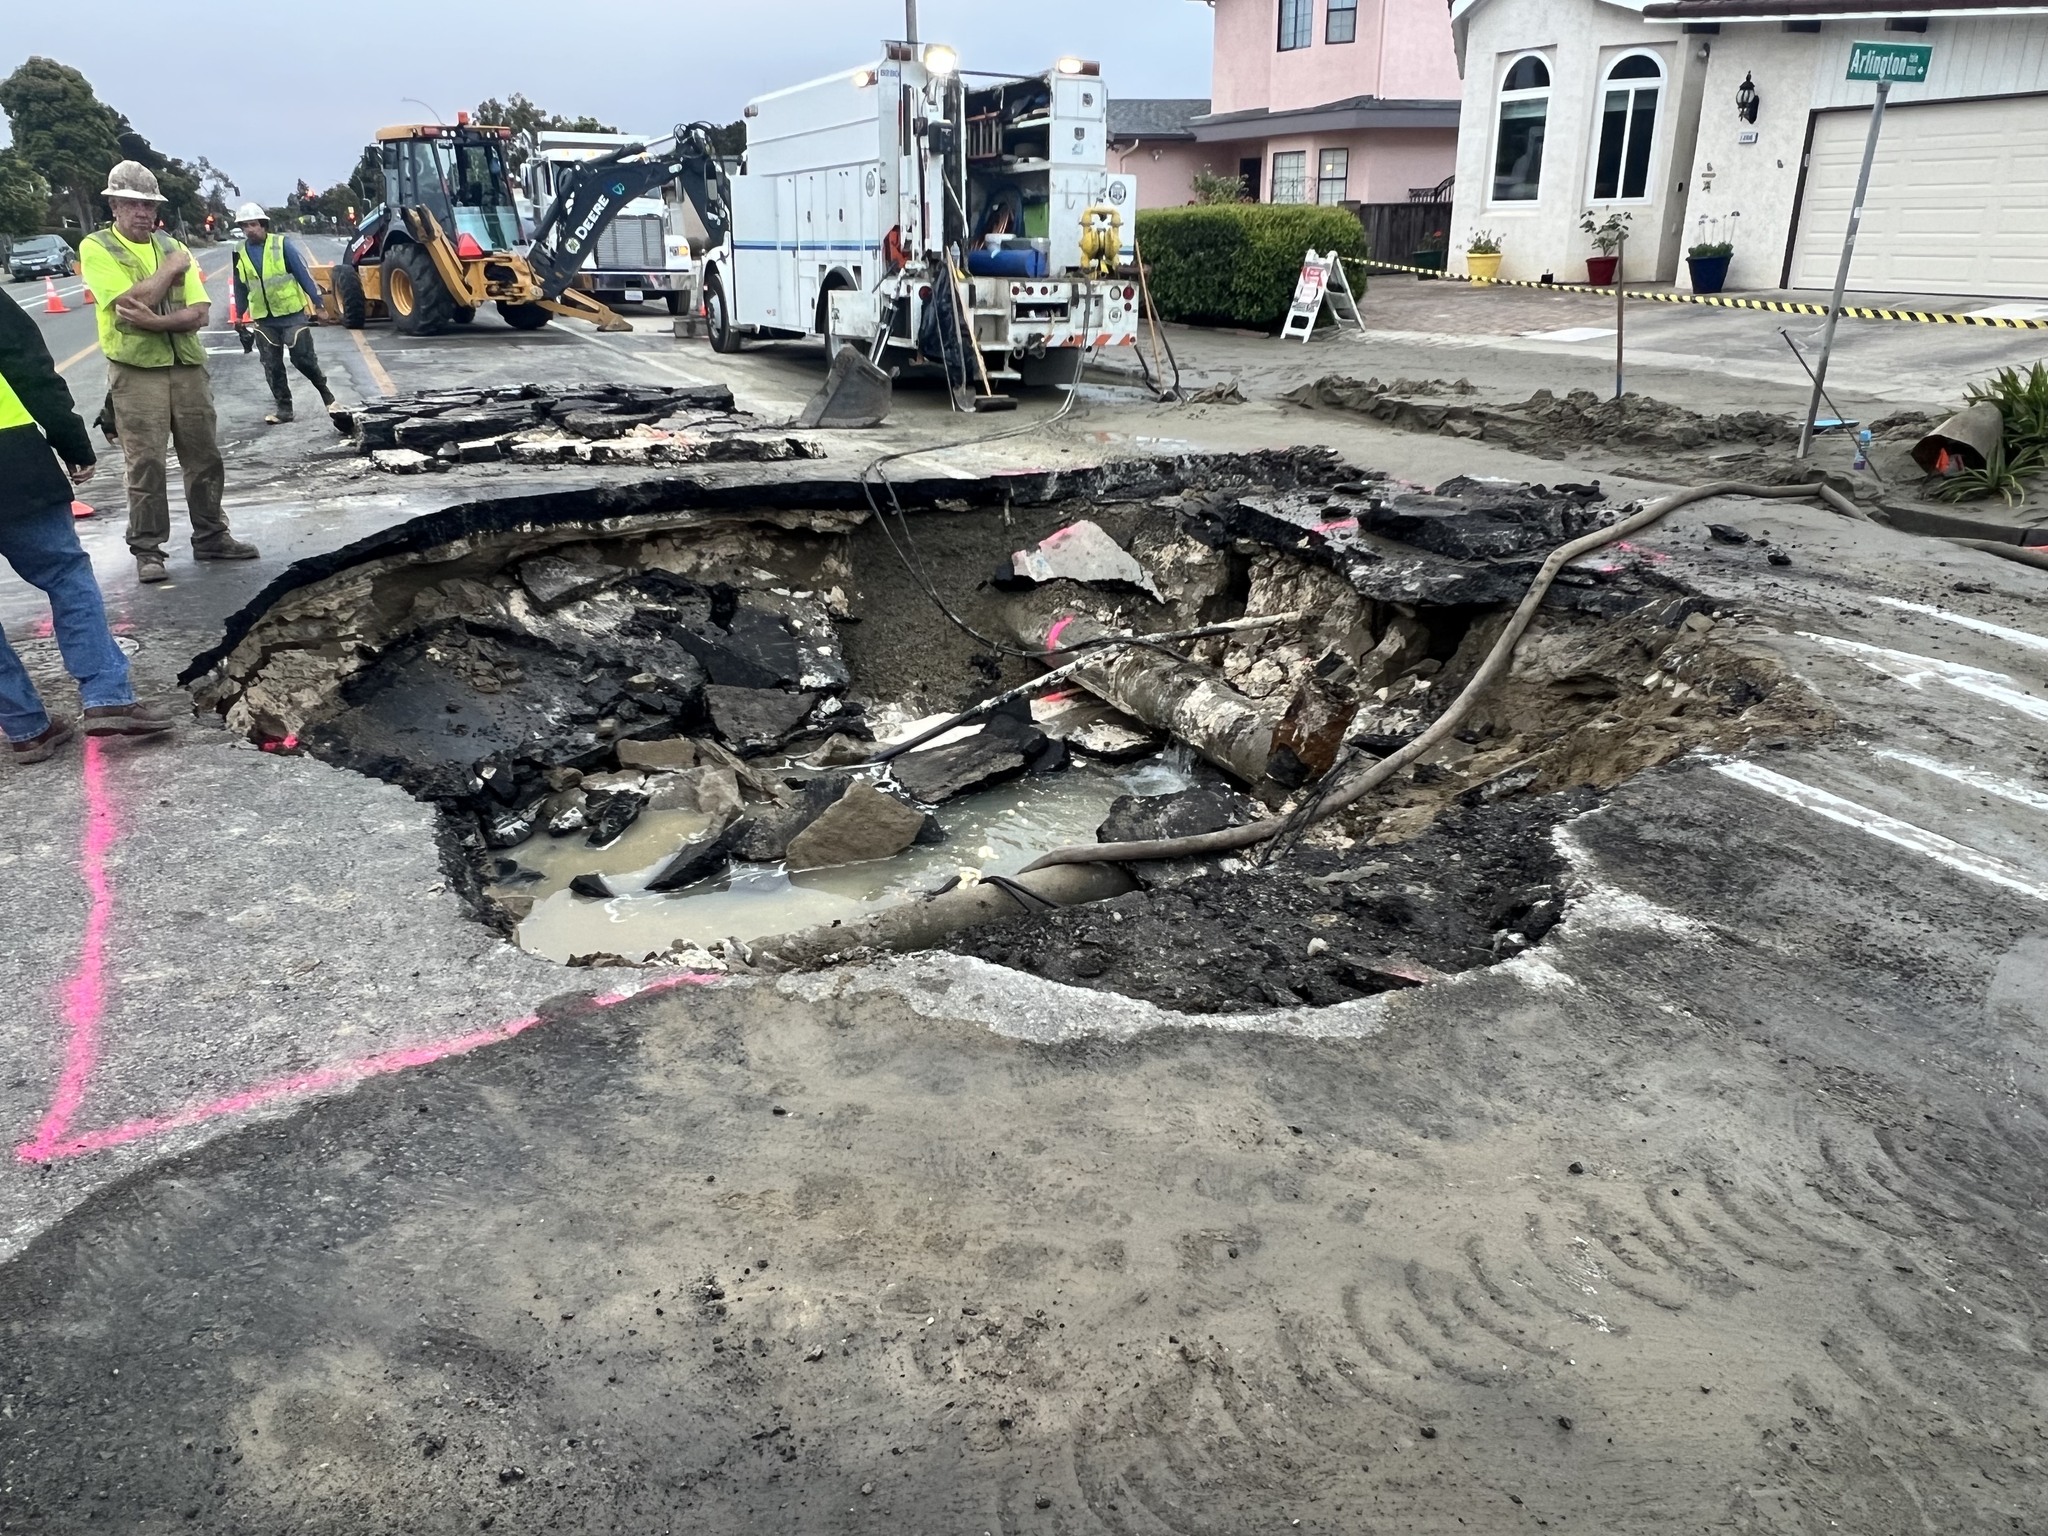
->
<box><xmin>347</xmin><ymin>327</ymin><xmax>397</xmax><ymax>397</ymax></box>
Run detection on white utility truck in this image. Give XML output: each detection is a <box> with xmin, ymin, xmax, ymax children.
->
<box><xmin>522</xmin><ymin>130</ymin><xmax>695</xmax><ymax>313</ymax></box>
<box><xmin>697</xmin><ymin>44</ymin><xmax>1140</xmax><ymax>385</ymax></box>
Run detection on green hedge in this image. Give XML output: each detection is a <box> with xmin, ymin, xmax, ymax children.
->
<box><xmin>1135</xmin><ymin>204</ymin><xmax>1367</xmax><ymax>330</ymax></box>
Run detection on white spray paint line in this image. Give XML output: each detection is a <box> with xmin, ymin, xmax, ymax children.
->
<box><xmin>1796</xmin><ymin>632</ymin><xmax>2048</xmax><ymax>725</ymax></box>
<box><xmin>1866</xmin><ymin>596</ymin><xmax>2048</xmax><ymax>655</ymax></box>
<box><xmin>567</xmin><ymin>327</ymin><xmax>719</xmax><ymax>387</ymax></box>
<box><xmin>1713</xmin><ymin>760</ymin><xmax>2048</xmax><ymax>904</ymax></box>
<box><xmin>1871</xmin><ymin>749</ymin><xmax>2048</xmax><ymax>817</ymax></box>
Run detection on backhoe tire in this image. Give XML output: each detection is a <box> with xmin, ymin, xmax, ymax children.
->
<box><xmin>705</xmin><ymin>272</ymin><xmax>740</xmax><ymax>354</ymax></box>
<box><xmin>452</xmin><ymin>306</ymin><xmax>476</xmax><ymax>325</ymax></box>
<box><xmin>331</xmin><ymin>264</ymin><xmax>367</xmax><ymax>329</ymax></box>
<box><xmin>385</xmin><ymin>242</ymin><xmax>457</xmax><ymax>337</ymax></box>
<box><xmin>496</xmin><ymin>302</ymin><xmax>552</xmax><ymax>331</ymax></box>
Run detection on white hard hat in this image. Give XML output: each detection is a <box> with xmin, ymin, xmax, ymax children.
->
<box><xmin>101</xmin><ymin>161</ymin><xmax>167</xmax><ymax>202</ymax></box>
<box><xmin>234</xmin><ymin>202</ymin><xmax>269</xmax><ymax>225</ymax></box>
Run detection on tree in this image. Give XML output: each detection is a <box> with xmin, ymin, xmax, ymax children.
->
<box><xmin>704</xmin><ymin>120</ymin><xmax>747</xmax><ymax>159</ymax></box>
<box><xmin>0</xmin><ymin>57</ymin><xmax>123</xmax><ymax>230</ymax></box>
<box><xmin>0</xmin><ymin>148</ymin><xmax>52</xmax><ymax>237</ymax></box>
<box><xmin>473</xmin><ymin>94</ymin><xmax>618</xmax><ymax>171</ymax></box>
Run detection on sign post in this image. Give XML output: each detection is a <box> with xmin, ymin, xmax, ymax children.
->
<box><xmin>1798</xmin><ymin>40</ymin><xmax>1931</xmax><ymax>457</ymax></box>
<box><xmin>1280</xmin><ymin>250</ymin><xmax>1365</xmax><ymax>343</ymax></box>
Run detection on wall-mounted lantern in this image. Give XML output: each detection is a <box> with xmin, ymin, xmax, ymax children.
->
<box><xmin>1736</xmin><ymin>72</ymin><xmax>1760</xmax><ymax>123</ymax></box>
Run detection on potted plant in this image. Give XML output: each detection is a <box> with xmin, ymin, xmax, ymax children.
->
<box><xmin>1465</xmin><ymin>231</ymin><xmax>1503</xmax><ymax>281</ymax></box>
<box><xmin>1411</xmin><ymin>226</ymin><xmax>1448</xmax><ymax>276</ymax></box>
<box><xmin>1578</xmin><ymin>210</ymin><xmax>1631</xmax><ymax>285</ymax></box>
<box><xmin>1687</xmin><ymin>213</ymin><xmax>1739</xmax><ymax>294</ymax></box>
<box><xmin>1687</xmin><ymin>240</ymin><xmax>1734</xmax><ymax>294</ymax></box>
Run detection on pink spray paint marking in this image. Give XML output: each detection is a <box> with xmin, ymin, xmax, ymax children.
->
<box><xmin>25</xmin><ymin>972</ymin><xmax>720</xmax><ymax>1162</ymax></box>
<box><xmin>1044</xmin><ymin>614</ymin><xmax>1074</xmax><ymax>652</ymax></box>
<box><xmin>13</xmin><ymin>735</ymin><xmax>724</xmax><ymax>1164</ymax></box>
<box><xmin>18</xmin><ymin>739</ymin><xmax>117</xmax><ymax>1163</ymax></box>
<box><xmin>1311</xmin><ymin>516</ymin><xmax>1359</xmax><ymax>535</ymax></box>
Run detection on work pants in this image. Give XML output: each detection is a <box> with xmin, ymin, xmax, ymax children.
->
<box><xmin>252</xmin><ymin>319</ymin><xmax>330</xmax><ymax>414</ymax></box>
<box><xmin>105</xmin><ymin>360</ymin><xmax>231</xmax><ymax>559</ymax></box>
<box><xmin>0</xmin><ymin>499</ymin><xmax>135</xmax><ymax>741</ymax></box>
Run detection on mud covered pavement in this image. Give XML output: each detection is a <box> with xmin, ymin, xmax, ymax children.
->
<box><xmin>3</xmin><ymin>305</ymin><xmax>2047</xmax><ymax>1534</ymax></box>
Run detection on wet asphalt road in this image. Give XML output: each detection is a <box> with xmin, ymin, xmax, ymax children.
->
<box><xmin>2</xmin><ymin>271</ymin><xmax>2046</xmax><ymax>1531</ymax></box>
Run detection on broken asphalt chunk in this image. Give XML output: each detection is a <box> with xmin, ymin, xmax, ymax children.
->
<box><xmin>890</xmin><ymin>734</ymin><xmax>1029</xmax><ymax>805</ymax></box>
<box><xmin>784</xmin><ymin>782</ymin><xmax>932</xmax><ymax>871</ymax></box>
<box><xmin>704</xmin><ymin>686</ymin><xmax>819</xmax><ymax>756</ymax></box>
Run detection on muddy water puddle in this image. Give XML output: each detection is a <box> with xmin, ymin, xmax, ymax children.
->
<box><xmin>507</xmin><ymin>752</ymin><xmax>1193</xmax><ymax>964</ymax></box>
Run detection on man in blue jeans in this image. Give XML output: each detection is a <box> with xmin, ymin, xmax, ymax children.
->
<box><xmin>0</xmin><ymin>287</ymin><xmax>177</xmax><ymax>762</ymax></box>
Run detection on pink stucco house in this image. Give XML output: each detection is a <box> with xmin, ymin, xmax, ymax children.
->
<box><xmin>1113</xmin><ymin>0</ymin><xmax>1464</xmax><ymax>208</ymax></box>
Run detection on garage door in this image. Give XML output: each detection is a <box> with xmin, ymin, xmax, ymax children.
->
<box><xmin>1790</xmin><ymin>94</ymin><xmax>2048</xmax><ymax>299</ymax></box>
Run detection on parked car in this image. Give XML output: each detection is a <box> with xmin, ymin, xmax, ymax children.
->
<box><xmin>9</xmin><ymin>235</ymin><xmax>77</xmax><ymax>282</ymax></box>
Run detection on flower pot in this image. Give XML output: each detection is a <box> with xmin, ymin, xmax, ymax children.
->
<box><xmin>1687</xmin><ymin>253</ymin><xmax>1732</xmax><ymax>294</ymax></box>
<box><xmin>1586</xmin><ymin>255</ymin><xmax>1619</xmax><ymax>285</ymax></box>
<box><xmin>1465</xmin><ymin>251</ymin><xmax>1503</xmax><ymax>281</ymax></box>
<box><xmin>1410</xmin><ymin>249</ymin><xmax>1446</xmax><ymax>277</ymax></box>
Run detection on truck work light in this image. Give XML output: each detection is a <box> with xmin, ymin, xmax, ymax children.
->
<box><xmin>922</xmin><ymin>43</ymin><xmax>959</xmax><ymax>75</ymax></box>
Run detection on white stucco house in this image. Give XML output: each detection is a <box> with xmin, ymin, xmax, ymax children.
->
<box><xmin>1445</xmin><ymin>0</ymin><xmax>2048</xmax><ymax>296</ymax></box>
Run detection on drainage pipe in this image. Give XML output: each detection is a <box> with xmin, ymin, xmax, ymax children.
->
<box><xmin>739</xmin><ymin>863</ymin><xmax>1137</xmax><ymax>969</ymax></box>
<box><xmin>1020</xmin><ymin>480</ymin><xmax>1868</xmax><ymax>873</ymax></box>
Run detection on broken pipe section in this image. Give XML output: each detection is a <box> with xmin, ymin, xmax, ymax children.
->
<box><xmin>1012</xmin><ymin>610</ymin><xmax>1281</xmax><ymax>789</ymax></box>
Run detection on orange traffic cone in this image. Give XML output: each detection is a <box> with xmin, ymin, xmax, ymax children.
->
<box><xmin>42</xmin><ymin>277</ymin><xmax>69</xmax><ymax>314</ymax></box>
<box><xmin>80</xmin><ymin>283</ymin><xmax>96</xmax><ymax>305</ymax></box>
<box><xmin>70</xmin><ymin>501</ymin><xmax>96</xmax><ymax>520</ymax></box>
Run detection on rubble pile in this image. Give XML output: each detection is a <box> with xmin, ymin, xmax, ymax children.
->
<box><xmin>1286</xmin><ymin>375</ymin><xmax>1802</xmax><ymax>457</ymax></box>
<box><xmin>192</xmin><ymin>454</ymin><xmax>1827</xmax><ymax>1006</ymax></box>
<box><xmin>338</xmin><ymin>383</ymin><xmax>825</xmax><ymax>473</ymax></box>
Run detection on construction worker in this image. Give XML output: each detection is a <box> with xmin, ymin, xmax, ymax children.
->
<box><xmin>230</xmin><ymin>202</ymin><xmax>336</xmax><ymax>426</ymax></box>
<box><xmin>0</xmin><ymin>287</ymin><xmax>177</xmax><ymax>761</ymax></box>
<box><xmin>78</xmin><ymin>160</ymin><xmax>257</xmax><ymax>585</ymax></box>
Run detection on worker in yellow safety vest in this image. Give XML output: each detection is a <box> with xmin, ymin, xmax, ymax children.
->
<box><xmin>231</xmin><ymin>201</ymin><xmax>336</xmax><ymax>427</ymax></box>
<box><xmin>0</xmin><ymin>286</ymin><xmax>179</xmax><ymax>759</ymax></box>
<box><xmin>79</xmin><ymin>160</ymin><xmax>257</xmax><ymax>584</ymax></box>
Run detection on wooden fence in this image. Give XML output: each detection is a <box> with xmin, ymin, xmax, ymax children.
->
<box><xmin>1354</xmin><ymin>200</ymin><xmax>1452</xmax><ymax>265</ymax></box>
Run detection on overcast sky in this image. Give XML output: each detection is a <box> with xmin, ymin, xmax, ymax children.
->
<box><xmin>3</xmin><ymin>1</ymin><xmax>1216</xmax><ymax>204</ymax></box>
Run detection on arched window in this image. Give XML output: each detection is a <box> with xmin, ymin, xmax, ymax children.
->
<box><xmin>1491</xmin><ymin>54</ymin><xmax>1550</xmax><ymax>202</ymax></box>
<box><xmin>1593</xmin><ymin>52</ymin><xmax>1664</xmax><ymax>201</ymax></box>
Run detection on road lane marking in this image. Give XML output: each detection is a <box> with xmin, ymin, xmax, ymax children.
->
<box><xmin>1715</xmin><ymin>760</ymin><xmax>2048</xmax><ymax>903</ymax></box>
<box><xmin>54</xmin><ymin>340</ymin><xmax>98</xmax><ymax>374</ymax></box>
<box><xmin>346</xmin><ymin>327</ymin><xmax>397</xmax><ymax>397</ymax></box>
<box><xmin>1796</xmin><ymin>632</ymin><xmax>2048</xmax><ymax>725</ymax></box>
<box><xmin>1867</xmin><ymin>596</ymin><xmax>2048</xmax><ymax>655</ymax></box>
<box><xmin>568</xmin><ymin>327</ymin><xmax>717</xmax><ymax>385</ymax></box>
<box><xmin>1871</xmin><ymin>750</ymin><xmax>2048</xmax><ymax>817</ymax></box>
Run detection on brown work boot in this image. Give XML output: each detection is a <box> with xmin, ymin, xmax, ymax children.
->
<box><xmin>192</xmin><ymin>537</ymin><xmax>260</xmax><ymax>561</ymax></box>
<box><xmin>82</xmin><ymin>698</ymin><xmax>181</xmax><ymax>737</ymax></box>
<box><xmin>8</xmin><ymin>718</ymin><xmax>77</xmax><ymax>764</ymax></box>
<box><xmin>136</xmin><ymin>555</ymin><xmax>169</xmax><ymax>584</ymax></box>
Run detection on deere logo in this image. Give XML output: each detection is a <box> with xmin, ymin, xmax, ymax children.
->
<box><xmin>611</xmin><ymin>182</ymin><xmax>627</xmax><ymax>195</ymax></box>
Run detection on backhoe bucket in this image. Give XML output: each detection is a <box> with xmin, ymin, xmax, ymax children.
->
<box><xmin>796</xmin><ymin>344</ymin><xmax>893</xmax><ymax>429</ymax></box>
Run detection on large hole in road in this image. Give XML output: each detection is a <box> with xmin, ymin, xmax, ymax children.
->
<box><xmin>187</xmin><ymin>452</ymin><xmax>1826</xmax><ymax>1013</ymax></box>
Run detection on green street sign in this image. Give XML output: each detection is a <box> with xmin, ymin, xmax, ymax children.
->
<box><xmin>1846</xmin><ymin>40</ymin><xmax>1932</xmax><ymax>83</ymax></box>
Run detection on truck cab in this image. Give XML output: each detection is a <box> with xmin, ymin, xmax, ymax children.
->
<box><xmin>521</xmin><ymin>131</ymin><xmax>695</xmax><ymax>314</ymax></box>
<box><xmin>701</xmin><ymin>44</ymin><xmax>1139</xmax><ymax>382</ymax></box>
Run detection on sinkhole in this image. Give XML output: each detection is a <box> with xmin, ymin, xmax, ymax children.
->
<box><xmin>186</xmin><ymin>450</ymin><xmax>1826</xmax><ymax>1014</ymax></box>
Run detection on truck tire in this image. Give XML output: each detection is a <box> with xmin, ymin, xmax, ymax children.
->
<box><xmin>664</xmin><ymin>291</ymin><xmax>684</xmax><ymax>315</ymax></box>
<box><xmin>331</xmin><ymin>264</ymin><xmax>368</xmax><ymax>329</ymax></box>
<box><xmin>705</xmin><ymin>272</ymin><xmax>740</xmax><ymax>354</ymax></box>
<box><xmin>385</xmin><ymin>242</ymin><xmax>456</xmax><ymax>336</ymax></box>
<box><xmin>496</xmin><ymin>302</ymin><xmax>552</xmax><ymax>331</ymax></box>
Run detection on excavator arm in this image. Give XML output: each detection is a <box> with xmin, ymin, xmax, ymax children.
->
<box><xmin>524</xmin><ymin>122</ymin><xmax>732</xmax><ymax>304</ymax></box>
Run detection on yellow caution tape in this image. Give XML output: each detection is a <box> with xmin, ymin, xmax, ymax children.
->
<box><xmin>1359</xmin><ymin>257</ymin><xmax>2048</xmax><ymax>330</ymax></box>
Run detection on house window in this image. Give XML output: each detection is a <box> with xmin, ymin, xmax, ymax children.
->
<box><xmin>1317</xmin><ymin>148</ymin><xmax>1350</xmax><ymax>204</ymax></box>
<box><xmin>1491</xmin><ymin>53</ymin><xmax>1549</xmax><ymax>202</ymax></box>
<box><xmin>1278</xmin><ymin>0</ymin><xmax>1313</xmax><ymax>51</ymax></box>
<box><xmin>1271</xmin><ymin>150</ymin><xmax>1309</xmax><ymax>203</ymax></box>
<box><xmin>1327</xmin><ymin>0</ymin><xmax>1358</xmax><ymax>43</ymax></box>
<box><xmin>1593</xmin><ymin>52</ymin><xmax>1663</xmax><ymax>202</ymax></box>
